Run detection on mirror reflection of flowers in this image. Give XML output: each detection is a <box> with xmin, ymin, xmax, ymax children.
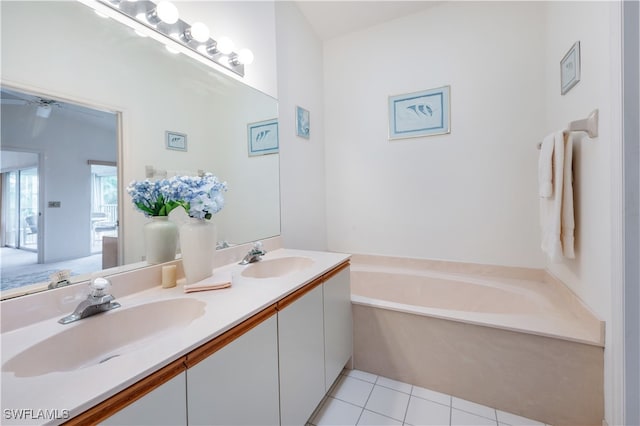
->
<box><xmin>127</xmin><ymin>173</ymin><xmax>227</xmax><ymax>220</ymax></box>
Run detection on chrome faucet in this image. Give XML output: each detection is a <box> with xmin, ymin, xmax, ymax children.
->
<box><xmin>239</xmin><ymin>241</ymin><xmax>266</xmax><ymax>265</ymax></box>
<box><xmin>58</xmin><ymin>278</ymin><xmax>121</xmax><ymax>324</ymax></box>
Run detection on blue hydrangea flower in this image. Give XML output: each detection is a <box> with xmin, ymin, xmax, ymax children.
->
<box><xmin>127</xmin><ymin>173</ymin><xmax>227</xmax><ymax>219</ymax></box>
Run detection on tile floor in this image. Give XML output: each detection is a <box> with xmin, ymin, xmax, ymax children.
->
<box><xmin>309</xmin><ymin>369</ymin><xmax>550</xmax><ymax>426</ymax></box>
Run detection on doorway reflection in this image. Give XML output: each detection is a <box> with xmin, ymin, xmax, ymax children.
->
<box><xmin>1</xmin><ymin>86</ymin><xmax>118</xmax><ymax>293</ymax></box>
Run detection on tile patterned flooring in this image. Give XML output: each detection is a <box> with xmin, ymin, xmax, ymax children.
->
<box><xmin>309</xmin><ymin>369</ymin><xmax>549</xmax><ymax>426</ymax></box>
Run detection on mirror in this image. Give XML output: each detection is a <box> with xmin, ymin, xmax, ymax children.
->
<box><xmin>0</xmin><ymin>1</ymin><xmax>280</xmax><ymax>298</ymax></box>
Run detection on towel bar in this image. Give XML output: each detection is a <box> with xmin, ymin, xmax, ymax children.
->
<box><xmin>145</xmin><ymin>165</ymin><xmax>206</xmax><ymax>179</ymax></box>
<box><xmin>536</xmin><ymin>109</ymin><xmax>599</xmax><ymax>149</ymax></box>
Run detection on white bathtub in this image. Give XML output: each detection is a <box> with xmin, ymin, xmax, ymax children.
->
<box><xmin>349</xmin><ymin>254</ymin><xmax>604</xmax><ymax>426</ymax></box>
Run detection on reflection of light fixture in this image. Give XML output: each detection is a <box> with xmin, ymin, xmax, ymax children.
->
<box><xmin>165</xmin><ymin>45</ymin><xmax>180</xmax><ymax>54</ymax></box>
<box><xmin>93</xmin><ymin>0</ymin><xmax>250</xmax><ymax>76</ymax></box>
<box><xmin>36</xmin><ymin>104</ymin><xmax>52</xmax><ymax>118</ymax></box>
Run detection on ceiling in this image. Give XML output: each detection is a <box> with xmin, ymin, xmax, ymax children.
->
<box><xmin>1</xmin><ymin>87</ymin><xmax>115</xmax><ymax>126</ymax></box>
<box><xmin>295</xmin><ymin>1</ymin><xmax>439</xmax><ymax>41</ymax></box>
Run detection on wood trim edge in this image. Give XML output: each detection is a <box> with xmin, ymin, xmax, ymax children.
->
<box><xmin>277</xmin><ymin>261</ymin><xmax>350</xmax><ymax>311</ymax></box>
<box><xmin>63</xmin><ymin>357</ymin><xmax>186</xmax><ymax>425</ymax></box>
<box><xmin>277</xmin><ymin>276</ymin><xmax>323</xmax><ymax>311</ymax></box>
<box><xmin>322</xmin><ymin>260</ymin><xmax>350</xmax><ymax>282</ymax></box>
<box><xmin>184</xmin><ymin>304</ymin><xmax>277</xmax><ymax>369</ymax></box>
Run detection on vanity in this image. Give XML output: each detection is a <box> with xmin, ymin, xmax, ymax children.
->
<box><xmin>0</xmin><ymin>241</ymin><xmax>352</xmax><ymax>425</ymax></box>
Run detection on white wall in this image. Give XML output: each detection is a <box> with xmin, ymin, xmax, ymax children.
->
<box><xmin>324</xmin><ymin>2</ymin><xmax>546</xmax><ymax>267</ymax></box>
<box><xmin>275</xmin><ymin>2</ymin><xmax>327</xmax><ymax>251</ymax></box>
<box><xmin>176</xmin><ymin>1</ymin><xmax>278</xmax><ymax>98</ymax></box>
<box><xmin>542</xmin><ymin>3</ymin><xmax>619</xmax><ymax>423</ymax></box>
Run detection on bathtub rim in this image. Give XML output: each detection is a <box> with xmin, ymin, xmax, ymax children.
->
<box><xmin>349</xmin><ymin>255</ymin><xmax>605</xmax><ymax>347</ymax></box>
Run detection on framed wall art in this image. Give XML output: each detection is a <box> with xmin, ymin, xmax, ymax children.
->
<box><xmin>560</xmin><ymin>41</ymin><xmax>581</xmax><ymax>95</ymax></box>
<box><xmin>248</xmin><ymin>118</ymin><xmax>279</xmax><ymax>156</ymax></box>
<box><xmin>166</xmin><ymin>131</ymin><xmax>187</xmax><ymax>151</ymax></box>
<box><xmin>388</xmin><ymin>86</ymin><xmax>450</xmax><ymax>140</ymax></box>
<box><xmin>296</xmin><ymin>106</ymin><xmax>310</xmax><ymax>139</ymax></box>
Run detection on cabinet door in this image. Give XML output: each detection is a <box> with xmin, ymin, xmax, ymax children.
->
<box><xmin>101</xmin><ymin>371</ymin><xmax>187</xmax><ymax>426</ymax></box>
<box><xmin>323</xmin><ymin>266</ymin><xmax>353</xmax><ymax>390</ymax></box>
<box><xmin>278</xmin><ymin>284</ymin><xmax>325</xmax><ymax>426</ymax></box>
<box><xmin>187</xmin><ymin>315</ymin><xmax>280</xmax><ymax>426</ymax></box>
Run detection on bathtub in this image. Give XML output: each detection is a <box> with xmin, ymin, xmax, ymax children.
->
<box><xmin>350</xmin><ymin>254</ymin><xmax>604</xmax><ymax>426</ymax></box>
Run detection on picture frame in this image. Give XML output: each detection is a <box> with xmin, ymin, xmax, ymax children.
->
<box><xmin>166</xmin><ymin>131</ymin><xmax>187</xmax><ymax>151</ymax></box>
<box><xmin>247</xmin><ymin>118</ymin><xmax>279</xmax><ymax>156</ymax></box>
<box><xmin>296</xmin><ymin>106</ymin><xmax>310</xmax><ymax>139</ymax></box>
<box><xmin>560</xmin><ymin>41</ymin><xmax>581</xmax><ymax>95</ymax></box>
<box><xmin>388</xmin><ymin>86</ymin><xmax>450</xmax><ymax>140</ymax></box>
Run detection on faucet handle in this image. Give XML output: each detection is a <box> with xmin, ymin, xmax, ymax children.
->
<box><xmin>89</xmin><ymin>277</ymin><xmax>111</xmax><ymax>297</ymax></box>
<box><xmin>253</xmin><ymin>241</ymin><xmax>264</xmax><ymax>251</ymax></box>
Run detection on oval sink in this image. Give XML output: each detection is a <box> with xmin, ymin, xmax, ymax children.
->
<box><xmin>241</xmin><ymin>256</ymin><xmax>314</xmax><ymax>279</ymax></box>
<box><xmin>2</xmin><ymin>298</ymin><xmax>206</xmax><ymax>377</ymax></box>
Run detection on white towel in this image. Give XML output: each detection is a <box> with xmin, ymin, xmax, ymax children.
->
<box><xmin>538</xmin><ymin>133</ymin><xmax>555</xmax><ymax>198</ymax></box>
<box><xmin>540</xmin><ymin>131</ymin><xmax>565</xmax><ymax>261</ymax></box>
<box><xmin>183</xmin><ymin>270</ymin><xmax>232</xmax><ymax>293</ymax></box>
<box><xmin>561</xmin><ymin>133</ymin><xmax>575</xmax><ymax>258</ymax></box>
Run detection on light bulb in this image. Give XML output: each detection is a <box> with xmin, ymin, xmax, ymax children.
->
<box><xmin>188</xmin><ymin>22</ymin><xmax>210</xmax><ymax>42</ymax></box>
<box><xmin>165</xmin><ymin>45</ymin><xmax>180</xmax><ymax>54</ymax></box>
<box><xmin>217</xmin><ymin>37</ymin><xmax>235</xmax><ymax>55</ymax></box>
<box><xmin>156</xmin><ymin>1</ymin><xmax>179</xmax><ymax>24</ymax></box>
<box><xmin>36</xmin><ymin>104</ymin><xmax>52</xmax><ymax>118</ymax></box>
<box><xmin>237</xmin><ymin>48</ymin><xmax>254</xmax><ymax>65</ymax></box>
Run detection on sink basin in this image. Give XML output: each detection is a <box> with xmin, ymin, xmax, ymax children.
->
<box><xmin>2</xmin><ymin>298</ymin><xmax>206</xmax><ymax>377</ymax></box>
<box><xmin>241</xmin><ymin>256</ymin><xmax>314</xmax><ymax>279</ymax></box>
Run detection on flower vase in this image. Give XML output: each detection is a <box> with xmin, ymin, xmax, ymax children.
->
<box><xmin>144</xmin><ymin>216</ymin><xmax>178</xmax><ymax>264</ymax></box>
<box><xmin>179</xmin><ymin>218</ymin><xmax>217</xmax><ymax>284</ymax></box>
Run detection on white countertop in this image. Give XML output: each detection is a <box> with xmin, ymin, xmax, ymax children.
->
<box><xmin>0</xmin><ymin>248</ymin><xmax>350</xmax><ymax>425</ymax></box>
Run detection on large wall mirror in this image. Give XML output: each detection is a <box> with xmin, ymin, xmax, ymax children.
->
<box><xmin>0</xmin><ymin>1</ymin><xmax>280</xmax><ymax>298</ymax></box>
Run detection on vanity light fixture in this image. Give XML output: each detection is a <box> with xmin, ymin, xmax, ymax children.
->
<box><xmin>216</xmin><ymin>36</ymin><xmax>235</xmax><ymax>55</ymax></box>
<box><xmin>93</xmin><ymin>0</ymin><xmax>252</xmax><ymax>76</ymax></box>
<box><xmin>146</xmin><ymin>0</ymin><xmax>179</xmax><ymax>25</ymax></box>
<box><xmin>236</xmin><ymin>48</ymin><xmax>255</xmax><ymax>65</ymax></box>
<box><xmin>183</xmin><ymin>22</ymin><xmax>210</xmax><ymax>43</ymax></box>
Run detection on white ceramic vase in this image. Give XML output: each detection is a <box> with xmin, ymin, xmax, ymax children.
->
<box><xmin>144</xmin><ymin>216</ymin><xmax>178</xmax><ymax>264</ymax></box>
<box><xmin>179</xmin><ymin>218</ymin><xmax>217</xmax><ymax>284</ymax></box>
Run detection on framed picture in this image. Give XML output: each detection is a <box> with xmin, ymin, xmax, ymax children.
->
<box><xmin>560</xmin><ymin>41</ymin><xmax>581</xmax><ymax>95</ymax></box>
<box><xmin>388</xmin><ymin>86</ymin><xmax>450</xmax><ymax>140</ymax></box>
<box><xmin>248</xmin><ymin>118</ymin><xmax>279</xmax><ymax>156</ymax></box>
<box><xmin>166</xmin><ymin>131</ymin><xmax>187</xmax><ymax>151</ymax></box>
<box><xmin>296</xmin><ymin>106</ymin><xmax>310</xmax><ymax>139</ymax></box>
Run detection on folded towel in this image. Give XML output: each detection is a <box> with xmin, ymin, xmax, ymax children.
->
<box><xmin>540</xmin><ymin>131</ymin><xmax>565</xmax><ymax>262</ymax></box>
<box><xmin>538</xmin><ymin>133</ymin><xmax>555</xmax><ymax>198</ymax></box>
<box><xmin>561</xmin><ymin>132</ymin><xmax>575</xmax><ymax>258</ymax></box>
<box><xmin>184</xmin><ymin>270</ymin><xmax>232</xmax><ymax>293</ymax></box>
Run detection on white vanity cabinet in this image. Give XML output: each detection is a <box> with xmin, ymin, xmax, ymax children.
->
<box><xmin>186</xmin><ymin>312</ymin><xmax>280</xmax><ymax>426</ymax></box>
<box><xmin>278</xmin><ymin>283</ymin><xmax>326</xmax><ymax>426</ymax></box>
<box><xmin>101</xmin><ymin>371</ymin><xmax>187</xmax><ymax>426</ymax></box>
<box><xmin>66</xmin><ymin>260</ymin><xmax>352</xmax><ymax>426</ymax></box>
<box><xmin>323</xmin><ymin>265</ymin><xmax>353</xmax><ymax>390</ymax></box>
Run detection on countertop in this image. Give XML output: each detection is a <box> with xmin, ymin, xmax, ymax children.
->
<box><xmin>0</xmin><ymin>248</ymin><xmax>350</xmax><ymax>425</ymax></box>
